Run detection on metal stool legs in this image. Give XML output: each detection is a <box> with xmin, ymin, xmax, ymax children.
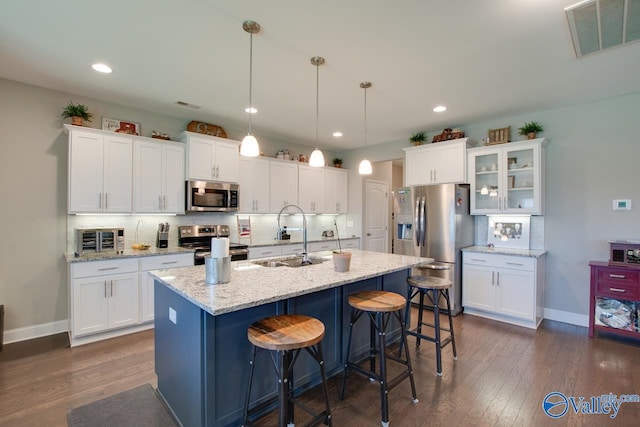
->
<box><xmin>405</xmin><ymin>283</ymin><xmax>457</xmax><ymax>376</ymax></box>
<box><xmin>340</xmin><ymin>307</ymin><xmax>418</xmax><ymax>426</ymax></box>
<box><xmin>243</xmin><ymin>343</ymin><xmax>332</xmax><ymax>427</ymax></box>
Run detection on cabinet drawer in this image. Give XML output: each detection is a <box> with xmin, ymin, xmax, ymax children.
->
<box><xmin>139</xmin><ymin>253</ymin><xmax>194</xmax><ymax>271</ymax></box>
<box><xmin>71</xmin><ymin>259</ymin><xmax>138</xmax><ymax>279</ymax></box>
<box><xmin>597</xmin><ymin>269</ymin><xmax>638</xmax><ymax>285</ymax></box>
<box><xmin>281</xmin><ymin>244</ymin><xmax>304</xmax><ymax>256</ymax></box>
<box><xmin>597</xmin><ymin>281</ymin><xmax>638</xmax><ymax>299</ymax></box>
<box><xmin>463</xmin><ymin>252</ymin><xmax>535</xmax><ymax>271</ymax></box>
<box><xmin>309</xmin><ymin>241</ymin><xmax>338</xmax><ymax>252</ymax></box>
<box><xmin>249</xmin><ymin>246</ymin><xmax>281</xmax><ymax>259</ymax></box>
<box><xmin>341</xmin><ymin>239</ymin><xmax>360</xmax><ymax>249</ymax></box>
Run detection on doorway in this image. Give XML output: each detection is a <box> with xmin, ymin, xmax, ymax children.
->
<box><xmin>363</xmin><ymin>179</ymin><xmax>389</xmax><ymax>252</ymax></box>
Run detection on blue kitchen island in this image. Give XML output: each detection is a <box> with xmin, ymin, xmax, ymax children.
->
<box><xmin>150</xmin><ymin>250</ymin><xmax>430</xmax><ymax>427</ymax></box>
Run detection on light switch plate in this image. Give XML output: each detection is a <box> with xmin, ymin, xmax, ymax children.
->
<box><xmin>169</xmin><ymin>307</ymin><xmax>177</xmax><ymax>324</ymax></box>
<box><xmin>613</xmin><ymin>199</ymin><xmax>631</xmax><ymax>210</ymax></box>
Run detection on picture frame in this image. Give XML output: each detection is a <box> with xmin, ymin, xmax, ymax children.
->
<box><xmin>102</xmin><ymin>117</ymin><xmax>141</xmax><ymax>136</ymax></box>
<box><xmin>487</xmin><ymin>215</ymin><xmax>530</xmax><ymax>249</ymax></box>
<box><xmin>508</xmin><ymin>175</ymin><xmax>515</xmax><ymax>189</ymax></box>
<box><xmin>508</xmin><ymin>157</ymin><xmax>518</xmax><ymax>168</ymax></box>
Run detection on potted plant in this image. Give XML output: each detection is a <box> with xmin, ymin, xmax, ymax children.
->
<box><xmin>61</xmin><ymin>101</ymin><xmax>93</xmax><ymax>126</ymax></box>
<box><xmin>332</xmin><ymin>157</ymin><xmax>343</xmax><ymax>168</ymax></box>
<box><xmin>409</xmin><ymin>131</ymin><xmax>427</xmax><ymax>146</ymax></box>
<box><xmin>517</xmin><ymin>121</ymin><xmax>543</xmax><ymax>140</ymax></box>
<box><xmin>332</xmin><ymin>219</ymin><xmax>351</xmax><ymax>272</ymax></box>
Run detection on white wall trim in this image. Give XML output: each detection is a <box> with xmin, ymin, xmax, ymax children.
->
<box><xmin>544</xmin><ymin>308</ymin><xmax>589</xmax><ymax>327</ymax></box>
<box><xmin>3</xmin><ymin>319</ymin><xmax>68</xmax><ymax>345</ymax></box>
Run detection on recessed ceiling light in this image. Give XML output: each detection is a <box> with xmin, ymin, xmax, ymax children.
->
<box><xmin>433</xmin><ymin>105</ymin><xmax>447</xmax><ymax>113</ymax></box>
<box><xmin>245</xmin><ymin>107</ymin><xmax>257</xmax><ymax>114</ymax></box>
<box><xmin>333</xmin><ymin>131</ymin><xmax>343</xmax><ymax>137</ymax></box>
<box><xmin>91</xmin><ymin>63</ymin><xmax>112</xmax><ymax>73</ymax></box>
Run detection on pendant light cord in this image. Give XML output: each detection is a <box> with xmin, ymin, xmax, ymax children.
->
<box><xmin>363</xmin><ymin>85</ymin><xmax>367</xmax><ymax>156</ymax></box>
<box><xmin>315</xmin><ymin>61</ymin><xmax>319</xmax><ymax>147</ymax></box>
<box><xmin>248</xmin><ymin>31</ymin><xmax>253</xmax><ymax>135</ymax></box>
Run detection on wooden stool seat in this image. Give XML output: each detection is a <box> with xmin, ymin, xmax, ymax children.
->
<box><xmin>248</xmin><ymin>314</ymin><xmax>325</xmax><ymax>351</ymax></box>
<box><xmin>347</xmin><ymin>290</ymin><xmax>406</xmax><ymax>312</ymax></box>
<box><xmin>407</xmin><ymin>275</ymin><xmax>452</xmax><ymax>290</ymax></box>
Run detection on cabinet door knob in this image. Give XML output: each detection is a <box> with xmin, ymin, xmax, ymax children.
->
<box><xmin>366</xmin><ymin>232</ymin><xmax>372</xmax><ymax>236</ymax></box>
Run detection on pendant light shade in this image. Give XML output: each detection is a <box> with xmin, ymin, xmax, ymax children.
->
<box><xmin>358</xmin><ymin>81</ymin><xmax>373</xmax><ymax>175</ymax></box>
<box><xmin>240</xmin><ymin>20</ymin><xmax>260</xmax><ymax>157</ymax></box>
<box><xmin>240</xmin><ymin>134</ymin><xmax>259</xmax><ymax>157</ymax></box>
<box><xmin>309</xmin><ymin>56</ymin><xmax>325</xmax><ymax>167</ymax></box>
<box><xmin>358</xmin><ymin>159</ymin><xmax>372</xmax><ymax>175</ymax></box>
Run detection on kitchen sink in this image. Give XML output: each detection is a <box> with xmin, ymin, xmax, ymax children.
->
<box><xmin>252</xmin><ymin>256</ymin><xmax>327</xmax><ymax>268</ymax></box>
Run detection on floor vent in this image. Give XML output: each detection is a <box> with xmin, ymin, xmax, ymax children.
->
<box><xmin>565</xmin><ymin>0</ymin><xmax>640</xmax><ymax>57</ymax></box>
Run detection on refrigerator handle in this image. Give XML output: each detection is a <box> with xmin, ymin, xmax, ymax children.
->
<box><xmin>414</xmin><ymin>196</ymin><xmax>420</xmax><ymax>245</ymax></box>
<box><xmin>420</xmin><ymin>196</ymin><xmax>427</xmax><ymax>247</ymax></box>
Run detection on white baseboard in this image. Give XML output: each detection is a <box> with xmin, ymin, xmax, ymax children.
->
<box><xmin>543</xmin><ymin>308</ymin><xmax>589</xmax><ymax>327</ymax></box>
<box><xmin>3</xmin><ymin>320</ymin><xmax>69</xmax><ymax>345</ymax></box>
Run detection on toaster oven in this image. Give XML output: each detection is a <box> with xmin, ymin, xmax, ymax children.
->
<box><xmin>75</xmin><ymin>227</ymin><xmax>125</xmax><ymax>256</ymax></box>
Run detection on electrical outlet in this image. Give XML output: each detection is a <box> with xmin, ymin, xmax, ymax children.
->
<box><xmin>169</xmin><ymin>307</ymin><xmax>177</xmax><ymax>324</ymax></box>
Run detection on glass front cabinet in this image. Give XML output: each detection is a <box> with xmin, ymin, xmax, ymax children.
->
<box><xmin>468</xmin><ymin>138</ymin><xmax>547</xmax><ymax>215</ymax></box>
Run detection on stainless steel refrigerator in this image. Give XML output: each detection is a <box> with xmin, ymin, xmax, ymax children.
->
<box><xmin>392</xmin><ymin>184</ymin><xmax>474</xmax><ymax>315</ymax></box>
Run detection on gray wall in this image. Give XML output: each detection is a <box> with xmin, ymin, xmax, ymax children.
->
<box><xmin>340</xmin><ymin>90</ymin><xmax>640</xmax><ymax>319</ymax></box>
<box><xmin>0</xmin><ymin>78</ymin><xmax>336</xmax><ymax>334</ymax></box>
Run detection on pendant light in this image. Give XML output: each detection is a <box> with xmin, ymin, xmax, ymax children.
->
<box><xmin>240</xmin><ymin>20</ymin><xmax>260</xmax><ymax>157</ymax></box>
<box><xmin>308</xmin><ymin>56</ymin><xmax>325</xmax><ymax>167</ymax></box>
<box><xmin>358</xmin><ymin>81</ymin><xmax>373</xmax><ymax>175</ymax></box>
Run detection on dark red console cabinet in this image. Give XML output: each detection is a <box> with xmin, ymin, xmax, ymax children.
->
<box><xmin>589</xmin><ymin>261</ymin><xmax>640</xmax><ymax>339</ymax></box>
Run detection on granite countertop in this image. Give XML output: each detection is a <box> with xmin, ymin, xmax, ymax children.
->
<box><xmin>65</xmin><ymin>246</ymin><xmax>194</xmax><ymax>263</ymax></box>
<box><xmin>150</xmin><ymin>249</ymin><xmax>431</xmax><ymax>316</ymax></box>
<box><xmin>248</xmin><ymin>236</ymin><xmax>360</xmax><ymax>248</ymax></box>
<box><xmin>462</xmin><ymin>245</ymin><xmax>547</xmax><ymax>258</ymax></box>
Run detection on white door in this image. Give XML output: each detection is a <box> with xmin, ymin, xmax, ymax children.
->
<box><xmin>363</xmin><ymin>179</ymin><xmax>388</xmax><ymax>253</ymax></box>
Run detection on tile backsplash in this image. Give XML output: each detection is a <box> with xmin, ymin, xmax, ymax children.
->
<box><xmin>67</xmin><ymin>213</ymin><xmax>350</xmax><ymax>253</ymax></box>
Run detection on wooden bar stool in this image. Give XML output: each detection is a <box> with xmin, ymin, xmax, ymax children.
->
<box><xmin>404</xmin><ymin>275</ymin><xmax>457</xmax><ymax>376</ymax></box>
<box><xmin>242</xmin><ymin>314</ymin><xmax>332</xmax><ymax>427</ymax></box>
<box><xmin>340</xmin><ymin>290</ymin><xmax>418</xmax><ymax>427</ymax></box>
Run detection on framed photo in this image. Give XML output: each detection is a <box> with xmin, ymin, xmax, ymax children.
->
<box><xmin>487</xmin><ymin>216</ymin><xmax>530</xmax><ymax>249</ymax></box>
<box><xmin>508</xmin><ymin>157</ymin><xmax>518</xmax><ymax>168</ymax></box>
<box><xmin>508</xmin><ymin>175</ymin><xmax>515</xmax><ymax>189</ymax></box>
<box><xmin>102</xmin><ymin>117</ymin><xmax>141</xmax><ymax>136</ymax></box>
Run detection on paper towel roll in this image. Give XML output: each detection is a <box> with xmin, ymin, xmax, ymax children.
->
<box><xmin>210</xmin><ymin>237</ymin><xmax>229</xmax><ymax>258</ymax></box>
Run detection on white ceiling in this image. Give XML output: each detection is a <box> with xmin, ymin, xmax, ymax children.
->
<box><xmin>2</xmin><ymin>0</ymin><xmax>640</xmax><ymax>151</ymax></box>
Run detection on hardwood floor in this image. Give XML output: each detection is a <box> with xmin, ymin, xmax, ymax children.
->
<box><xmin>1</xmin><ymin>312</ymin><xmax>639</xmax><ymax>426</ymax></box>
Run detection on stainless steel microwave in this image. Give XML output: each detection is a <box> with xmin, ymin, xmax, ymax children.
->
<box><xmin>75</xmin><ymin>227</ymin><xmax>125</xmax><ymax>256</ymax></box>
<box><xmin>185</xmin><ymin>180</ymin><xmax>239</xmax><ymax>212</ymax></box>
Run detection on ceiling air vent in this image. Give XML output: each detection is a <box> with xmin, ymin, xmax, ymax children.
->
<box><xmin>565</xmin><ymin>0</ymin><xmax>640</xmax><ymax>57</ymax></box>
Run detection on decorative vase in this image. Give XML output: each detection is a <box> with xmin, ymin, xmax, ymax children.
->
<box><xmin>527</xmin><ymin>132</ymin><xmax>536</xmax><ymax>140</ymax></box>
<box><xmin>333</xmin><ymin>252</ymin><xmax>351</xmax><ymax>272</ymax></box>
<box><xmin>334</xmin><ymin>164</ymin><xmax>342</xmax><ymax>168</ymax></box>
<box><xmin>71</xmin><ymin>116</ymin><xmax>84</xmax><ymax>126</ymax></box>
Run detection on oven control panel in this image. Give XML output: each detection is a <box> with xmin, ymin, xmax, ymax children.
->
<box><xmin>609</xmin><ymin>241</ymin><xmax>640</xmax><ymax>266</ymax></box>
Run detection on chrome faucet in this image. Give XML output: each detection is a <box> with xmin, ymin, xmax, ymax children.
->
<box><xmin>277</xmin><ymin>204</ymin><xmax>310</xmax><ymax>265</ymax></box>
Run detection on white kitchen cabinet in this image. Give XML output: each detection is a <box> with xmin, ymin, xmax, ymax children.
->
<box><xmin>468</xmin><ymin>138</ymin><xmax>546</xmax><ymax>215</ymax></box>
<box><xmin>69</xmin><ymin>259</ymin><xmax>139</xmax><ymax>340</ymax></box>
<box><xmin>67</xmin><ymin>126</ymin><xmax>133</xmax><ymax>213</ymax></box>
<box><xmin>403</xmin><ymin>138</ymin><xmax>473</xmax><ymax>186</ymax></box>
<box><xmin>139</xmin><ymin>253</ymin><xmax>193</xmax><ymax>323</ymax></box>
<box><xmin>298</xmin><ymin>165</ymin><xmax>326</xmax><ymax>213</ymax></box>
<box><xmin>182</xmin><ymin>132</ymin><xmax>239</xmax><ymax>182</ymax></box>
<box><xmin>462</xmin><ymin>251</ymin><xmax>545</xmax><ymax>329</ymax></box>
<box><xmin>270</xmin><ymin>160</ymin><xmax>299</xmax><ymax>212</ymax></box>
<box><xmin>238</xmin><ymin>156</ymin><xmax>270</xmax><ymax>213</ymax></box>
<box><xmin>341</xmin><ymin>238</ymin><xmax>360</xmax><ymax>249</ymax></box>
<box><xmin>133</xmin><ymin>139</ymin><xmax>185</xmax><ymax>214</ymax></box>
<box><xmin>324</xmin><ymin>168</ymin><xmax>348</xmax><ymax>214</ymax></box>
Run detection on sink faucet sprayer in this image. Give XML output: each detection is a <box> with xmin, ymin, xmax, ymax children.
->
<box><xmin>277</xmin><ymin>204</ymin><xmax>310</xmax><ymax>265</ymax></box>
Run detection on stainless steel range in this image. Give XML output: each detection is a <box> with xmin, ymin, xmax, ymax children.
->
<box><xmin>178</xmin><ymin>225</ymin><xmax>249</xmax><ymax>265</ymax></box>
